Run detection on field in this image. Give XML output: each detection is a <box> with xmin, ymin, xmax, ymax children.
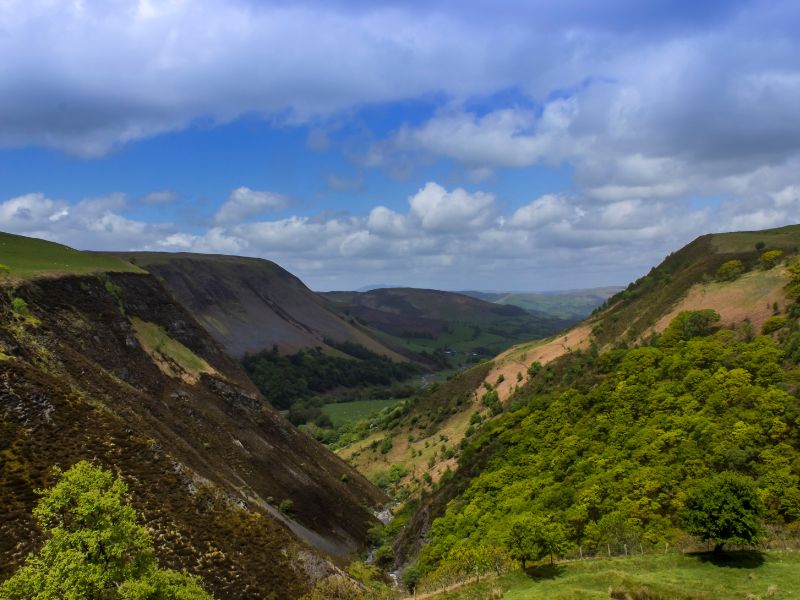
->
<box><xmin>424</xmin><ymin>552</ymin><xmax>800</xmax><ymax>599</ymax></box>
<box><xmin>0</xmin><ymin>232</ymin><xmax>141</xmax><ymax>278</ymax></box>
<box><xmin>322</xmin><ymin>398</ymin><xmax>403</xmax><ymax>427</ymax></box>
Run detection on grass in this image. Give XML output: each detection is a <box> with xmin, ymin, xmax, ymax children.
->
<box><xmin>0</xmin><ymin>232</ymin><xmax>142</xmax><ymax>278</ymax></box>
<box><xmin>426</xmin><ymin>551</ymin><xmax>800</xmax><ymax>599</ymax></box>
<box><xmin>321</xmin><ymin>398</ymin><xmax>403</xmax><ymax>427</ymax></box>
<box><xmin>130</xmin><ymin>317</ymin><xmax>214</xmax><ymax>382</ymax></box>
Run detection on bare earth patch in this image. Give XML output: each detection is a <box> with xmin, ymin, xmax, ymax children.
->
<box><xmin>647</xmin><ymin>268</ymin><xmax>790</xmax><ymax>338</ymax></box>
<box><xmin>486</xmin><ymin>323</ymin><xmax>594</xmax><ymax>401</ymax></box>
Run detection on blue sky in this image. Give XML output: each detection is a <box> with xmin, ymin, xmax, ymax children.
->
<box><xmin>1</xmin><ymin>0</ymin><xmax>799</xmax><ymax>291</ymax></box>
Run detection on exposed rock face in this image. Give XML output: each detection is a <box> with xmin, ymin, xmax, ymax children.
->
<box><xmin>0</xmin><ymin>272</ymin><xmax>385</xmax><ymax>599</ymax></box>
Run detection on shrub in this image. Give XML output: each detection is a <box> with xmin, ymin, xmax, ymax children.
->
<box><xmin>759</xmin><ymin>250</ymin><xmax>784</xmax><ymax>269</ymax></box>
<box><xmin>278</xmin><ymin>498</ymin><xmax>294</xmax><ymax>514</ymax></box>
<box><xmin>10</xmin><ymin>297</ymin><xmax>30</xmax><ymax>317</ymax></box>
<box><xmin>716</xmin><ymin>259</ymin><xmax>746</xmax><ymax>281</ymax></box>
<box><xmin>761</xmin><ymin>316</ymin><xmax>787</xmax><ymax>335</ymax></box>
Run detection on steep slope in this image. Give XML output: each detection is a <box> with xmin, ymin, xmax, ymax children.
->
<box><xmin>386</xmin><ymin>224</ymin><xmax>800</xmax><ymax>571</ymax></box>
<box><xmin>481</xmin><ymin>224</ymin><xmax>800</xmax><ymax>403</ymax></box>
<box><xmin>0</xmin><ymin>235</ymin><xmax>386</xmax><ymax>599</ymax></box>
<box><xmin>105</xmin><ymin>252</ymin><xmax>406</xmax><ymax>360</ymax></box>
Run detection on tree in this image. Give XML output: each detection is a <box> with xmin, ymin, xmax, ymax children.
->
<box><xmin>716</xmin><ymin>260</ymin><xmax>745</xmax><ymax>281</ymax></box>
<box><xmin>680</xmin><ymin>472</ymin><xmax>765</xmax><ymax>555</ymax></box>
<box><xmin>0</xmin><ymin>461</ymin><xmax>212</xmax><ymax>600</ymax></box>
<box><xmin>660</xmin><ymin>310</ymin><xmax>721</xmax><ymax>345</ymax></box>
<box><xmin>504</xmin><ymin>515</ymin><xmax>568</xmax><ymax>569</ymax></box>
<box><xmin>504</xmin><ymin>517</ymin><xmax>539</xmax><ymax>569</ymax></box>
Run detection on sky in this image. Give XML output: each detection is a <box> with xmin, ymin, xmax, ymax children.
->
<box><xmin>1</xmin><ymin>0</ymin><xmax>799</xmax><ymax>291</ymax></box>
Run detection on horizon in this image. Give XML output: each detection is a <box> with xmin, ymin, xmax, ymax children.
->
<box><xmin>1</xmin><ymin>1</ymin><xmax>799</xmax><ymax>290</ymax></box>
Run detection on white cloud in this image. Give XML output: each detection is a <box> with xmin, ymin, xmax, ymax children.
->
<box><xmin>213</xmin><ymin>187</ymin><xmax>290</xmax><ymax>225</ymax></box>
<box><xmin>408</xmin><ymin>182</ymin><xmax>496</xmax><ymax>232</ymax></box>
<box><xmin>509</xmin><ymin>194</ymin><xmax>572</xmax><ymax>229</ymax></box>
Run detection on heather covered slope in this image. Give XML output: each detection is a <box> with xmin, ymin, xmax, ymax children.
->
<box><xmin>0</xmin><ymin>261</ymin><xmax>385</xmax><ymax>598</ymax></box>
<box><xmin>107</xmin><ymin>252</ymin><xmax>406</xmax><ymax>360</ymax></box>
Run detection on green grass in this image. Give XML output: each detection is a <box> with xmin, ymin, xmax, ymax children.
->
<box><xmin>130</xmin><ymin>317</ymin><xmax>213</xmax><ymax>378</ymax></box>
<box><xmin>429</xmin><ymin>552</ymin><xmax>800</xmax><ymax>599</ymax></box>
<box><xmin>0</xmin><ymin>232</ymin><xmax>141</xmax><ymax>278</ymax></box>
<box><xmin>321</xmin><ymin>399</ymin><xmax>403</xmax><ymax>427</ymax></box>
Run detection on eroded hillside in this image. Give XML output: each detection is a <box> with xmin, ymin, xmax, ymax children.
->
<box><xmin>0</xmin><ymin>245</ymin><xmax>386</xmax><ymax>598</ymax></box>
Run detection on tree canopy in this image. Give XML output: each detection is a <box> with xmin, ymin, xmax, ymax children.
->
<box><xmin>0</xmin><ymin>461</ymin><xmax>212</xmax><ymax>600</ymax></box>
<box><xmin>680</xmin><ymin>472</ymin><xmax>765</xmax><ymax>554</ymax></box>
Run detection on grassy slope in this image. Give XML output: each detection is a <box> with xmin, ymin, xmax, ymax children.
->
<box><xmin>472</xmin><ymin>224</ymin><xmax>800</xmax><ymax>404</ymax></box>
<box><xmin>0</xmin><ymin>232</ymin><xmax>141</xmax><ymax>277</ymax></box>
<box><xmin>322</xmin><ymin>399</ymin><xmax>403</xmax><ymax>428</ymax></box>
<box><xmin>427</xmin><ymin>552</ymin><xmax>800</xmax><ymax>600</ymax></box>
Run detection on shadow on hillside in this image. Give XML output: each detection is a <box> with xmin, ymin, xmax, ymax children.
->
<box><xmin>524</xmin><ymin>563</ymin><xmax>566</xmax><ymax>580</ymax></box>
<box><xmin>692</xmin><ymin>550</ymin><xmax>764</xmax><ymax>569</ymax></box>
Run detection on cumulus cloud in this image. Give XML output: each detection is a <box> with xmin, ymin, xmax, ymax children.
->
<box><xmin>6</xmin><ymin>179</ymin><xmax>799</xmax><ymax>290</ymax></box>
<box><xmin>408</xmin><ymin>182</ymin><xmax>496</xmax><ymax>232</ymax></box>
<box><xmin>213</xmin><ymin>187</ymin><xmax>290</xmax><ymax>225</ymax></box>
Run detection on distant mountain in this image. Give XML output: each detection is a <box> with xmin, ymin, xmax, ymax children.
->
<box><xmin>321</xmin><ymin>287</ymin><xmax>572</xmax><ymax>362</ymax></box>
<box><xmin>461</xmin><ymin>286</ymin><xmax>624</xmax><ymax>321</ymax></box>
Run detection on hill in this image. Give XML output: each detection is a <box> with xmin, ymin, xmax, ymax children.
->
<box><xmin>321</xmin><ymin>287</ymin><xmax>571</xmax><ymax>364</ymax></box>
<box><xmin>0</xmin><ymin>233</ymin><xmax>385</xmax><ymax>599</ymax></box>
<box><xmin>105</xmin><ymin>252</ymin><xmax>407</xmax><ymax>360</ymax></box>
<box><xmin>378</xmin><ymin>224</ymin><xmax>800</xmax><ymax>583</ymax></box>
<box><xmin>462</xmin><ymin>286</ymin><xmax>624</xmax><ymax>321</ymax></box>
<box><xmin>0</xmin><ymin>231</ymin><xmax>142</xmax><ymax>277</ymax></box>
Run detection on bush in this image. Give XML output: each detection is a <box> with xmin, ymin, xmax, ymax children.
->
<box><xmin>761</xmin><ymin>316</ymin><xmax>787</xmax><ymax>335</ymax></box>
<box><xmin>278</xmin><ymin>498</ymin><xmax>294</xmax><ymax>514</ymax></box>
<box><xmin>10</xmin><ymin>297</ymin><xmax>30</xmax><ymax>317</ymax></box>
<box><xmin>759</xmin><ymin>250</ymin><xmax>784</xmax><ymax>270</ymax></box>
<box><xmin>716</xmin><ymin>259</ymin><xmax>746</xmax><ymax>281</ymax></box>
<box><xmin>660</xmin><ymin>310</ymin><xmax>720</xmax><ymax>345</ymax></box>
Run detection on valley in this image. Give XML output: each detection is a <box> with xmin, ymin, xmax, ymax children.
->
<box><xmin>2</xmin><ymin>224</ymin><xmax>800</xmax><ymax>600</ymax></box>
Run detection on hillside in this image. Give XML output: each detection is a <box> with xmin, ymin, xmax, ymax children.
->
<box><xmin>321</xmin><ymin>287</ymin><xmax>570</xmax><ymax>363</ymax></box>
<box><xmin>463</xmin><ymin>286</ymin><xmax>624</xmax><ymax>321</ymax></box>
<box><xmin>379</xmin><ymin>225</ymin><xmax>800</xmax><ymax>582</ymax></box>
<box><xmin>0</xmin><ymin>234</ymin><xmax>386</xmax><ymax>599</ymax></box>
<box><xmin>480</xmin><ymin>225</ymin><xmax>800</xmax><ymax>404</ymax></box>
<box><xmin>105</xmin><ymin>252</ymin><xmax>406</xmax><ymax>360</ymax></box>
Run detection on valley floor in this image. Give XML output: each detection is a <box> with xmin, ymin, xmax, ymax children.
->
<box><xmin>413</xmin><ymin>551</ymin><xmax>800</xmax><ymax>599</ymax></box>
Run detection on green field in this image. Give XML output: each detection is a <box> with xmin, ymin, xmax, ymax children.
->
<box><xmin>426</xmin><ymin>552</ymin><xmax>800</xmax><ymax>599</ymax></box>
<box><xmin>321</xmin><ymin>399</ymin><xmax>403</xmax><ymax>427</ymax></box>
<box><xmin>0</xmin><ymin>232</ymin><xmax>141</xmax><ymax>278</ymax></box>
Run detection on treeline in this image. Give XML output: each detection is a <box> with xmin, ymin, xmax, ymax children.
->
<box><xmin>241</xmin><ymin>340</ymin><xmax>422</xmax><ymax>427</ymax></box>
<box><xmin>411</xmin><ymin>303</ymin><xmax>800</xmax><ymax>577</ymax></box>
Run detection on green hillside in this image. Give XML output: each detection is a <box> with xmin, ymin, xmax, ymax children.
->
<box><xmin>0</xmin><ymin>232</ymin><xmax>141</xmax><ymax>277</ymax></box>
<box><xmin>426</xmin><ymin>552</ymin><xmax>800</xmax><ymax>600</ymax></box>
